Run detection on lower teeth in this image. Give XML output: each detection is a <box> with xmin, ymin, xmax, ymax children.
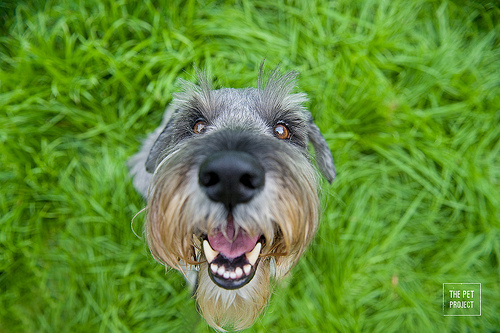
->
<box><xmin>203</xmin><ymin>240</ymin><xmax>262</xmax><ymax>281</ymax></box>
<box><xmin>211</xmin><ymin>263</ymin><xmax>252</xmax><ymax>280</ymax></box>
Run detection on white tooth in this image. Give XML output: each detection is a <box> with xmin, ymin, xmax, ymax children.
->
<box><xmin>217</xmin><ymin>266</ymin><xmax>225</xmax><ymax>276</ymax></box>
<box><xmin>245</xmin><ymin>242</ymin><xmax>261</xmax><ymax>266</ymax></box>
<box><xmin>243</xmin><ymin>264</ymin><xmax>251</xmax><ymax>275</ymax></box>
<box><xmin>235</xmin><ymin>267</ymin><xmax>243</xmax><ymax>278</ymax></box>
<box><xmin>210</xmin><ymin>263</ymin><xmax>218</xmax><ymax>274</ymax></box>
<box><xmin>230</xmin><ymin>272</ymin><xmax>237</xmax><ymax>279</ymax></box>
<box><xmin>223</xmin><ymin>271</ymin><xmax>230</xmax><ymax>279</ymax></box>
<box><xmin>203</xmin><ymin>240</ymin><xmax>219</xmax><ymax>263</ymax></box>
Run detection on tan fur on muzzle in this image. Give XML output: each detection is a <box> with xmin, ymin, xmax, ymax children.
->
<box><xmin>144</xmin><ymin>147</ymin><xmax>320</xmax><ymax>331</ymax></box>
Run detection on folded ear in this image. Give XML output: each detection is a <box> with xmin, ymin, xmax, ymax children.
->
<box><xmin>145</xmin><ymin>108</ymin><xmax>178</xmax><ymax>173</ymax></box>
<box><xmin>308</xmin><ymin>120</ymin><xmax>336</xmax><ymax>183</ymax></box>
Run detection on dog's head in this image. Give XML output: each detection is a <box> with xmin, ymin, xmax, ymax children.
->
<box><xmin>142</xmin><ymin>67</ymin><xmax>335</xmax><ymax>329</ymax></box>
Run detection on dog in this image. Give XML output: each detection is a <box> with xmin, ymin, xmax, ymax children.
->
<box><xmin>128</xmin><ymin>66</ymin><xmax>335</xmax><ymax>331</ymax></box>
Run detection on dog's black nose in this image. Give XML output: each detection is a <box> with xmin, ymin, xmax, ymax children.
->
<box><xmin>199</xmin><ymin>151</ymin><xmax>265</xmax><ymax>208</ymax></box>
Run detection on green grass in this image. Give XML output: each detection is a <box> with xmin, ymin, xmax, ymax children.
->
<box><xmin>1</xmin><ymin>0</ymin><xmax>499</xmax><ymax>332</ymax></box>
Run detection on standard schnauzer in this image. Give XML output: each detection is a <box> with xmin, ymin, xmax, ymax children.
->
<box><xmin>128</xmin><ymin>66</ymin><xmax>335</xmax><ymax>331</ymax></box>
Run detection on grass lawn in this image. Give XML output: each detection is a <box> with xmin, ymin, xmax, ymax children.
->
<box><xmin>1</xmin><ymin>0</ymin><xmax>499</xmax><ymax>332</ymax></box>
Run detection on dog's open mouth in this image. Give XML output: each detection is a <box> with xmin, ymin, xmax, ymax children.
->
<box><xmin>202</xmin><ymin>217</ymin><xmax>264</xmax><ymax>290</ymax></box>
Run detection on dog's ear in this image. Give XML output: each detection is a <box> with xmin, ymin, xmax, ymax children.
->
<box><xmin>145</xmin><ymin>124</ymin><xmax>173</xmax><ymax>173</ymax></box>
<box><xmin>145</xmin><ymin>108</ymin><xmax>178</xmax><ymax>173</ymax></box>
<box><xmin>308</xmin><ymin>120</ymin><xmax>336</xmax><ymax>183</ymax></box>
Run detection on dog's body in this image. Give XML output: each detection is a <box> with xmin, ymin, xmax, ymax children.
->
<box><xmin>128</xmin><ymin>67</ymin><xmax>335</xmax><ymax>330</ymax></box>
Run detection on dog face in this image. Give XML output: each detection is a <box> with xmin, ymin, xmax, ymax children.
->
<box><xmin>132</xmin><ymin>68</ymin><xmax>335</xmax><ymax>330</ymax></box>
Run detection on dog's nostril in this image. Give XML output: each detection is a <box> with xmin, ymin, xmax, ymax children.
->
<box><xmin>240</xmin><ymin>174</ymin><xmax>253</xmax><ymax>189</ymax></box>
<box><xmin>201</xmin><ymin>171</ymin><xmax>220</xmax><ymax>187</ymax></box>
<box><xmin>240</xmin><ymin>173</ymin><xmax>262</xmax><ymax>190</ymax></box>
<box><xmin>198</xmin><ymin>151</ymin><xmax>265</xmax><ymax>207</ymax></box>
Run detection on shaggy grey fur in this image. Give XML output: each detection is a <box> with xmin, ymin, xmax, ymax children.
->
<box><xmin>128</xmin><ymin>66</ymin><xmax>335</xmax><ymax>330</ymax></box>
<box><xmin>130</xmin><ymin>69</ymin><xmax>335</xmax><ymax>197</ymax></box>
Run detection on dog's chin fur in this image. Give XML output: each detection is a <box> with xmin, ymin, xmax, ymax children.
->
<box><xmin>196</xmin><ymin>259</ymin><xmax>271</xmax><ymax>331</ymax></box>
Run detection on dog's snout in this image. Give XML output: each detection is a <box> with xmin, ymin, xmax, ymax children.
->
<box><xmin>199</xmin><ymin>151</ymin><xmax>265</xmax><ymax>207</ymax></box>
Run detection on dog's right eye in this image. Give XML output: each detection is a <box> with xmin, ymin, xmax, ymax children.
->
<box><xmin>193</xmin><ymin>120</ymin><xmax>207</xmax><ymax>134</ymax></box>
<box><xmin>273</xmin><ymin>123</ymin><xmax>291</xmax><ymax>140</ymax></box>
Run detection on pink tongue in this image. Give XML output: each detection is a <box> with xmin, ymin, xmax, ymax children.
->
<box><xmin>208</xmin><ymin>220</ymin><xmax>260</xmax><ymax>259</ymax></box>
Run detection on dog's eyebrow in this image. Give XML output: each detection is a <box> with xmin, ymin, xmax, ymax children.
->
<box><xmin>173</xmin><ymin>75</ymin><xmax>215</xmax><ymax>118</ymax></box>
<box><xmin>256</xmin><ymin>71</ymin><xmax>309</xmax><ymax>129</ymax></box>
<box><xmin>269</xmin><ymin>107</ymin><xmax>308</xmax><ymax>125</ymax></box>
<box><xmin>181</xmin><ymin>96</ymin><xmax>213</xmax><ymax>120</ymax></box>
<box><xmin>181</xmin><ymin>106</ymin><xmax>208</xmax><ymax>123</ymax></box>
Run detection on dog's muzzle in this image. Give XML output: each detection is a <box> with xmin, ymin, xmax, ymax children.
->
<box><xmin>198</xmin><ymin>151</ymin><xmax>265</xmax><ymax>289</ymax></box>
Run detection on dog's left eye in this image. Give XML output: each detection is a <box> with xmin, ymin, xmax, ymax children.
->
<box><xmin>273</xmin><ymin>123</ymin><xmax>291</xmax><ymax>140</ymax></box>
<box><xmin>193</xmin><ymin>120</ymin><xmax>207</xmax><ymax>134</ymax></box>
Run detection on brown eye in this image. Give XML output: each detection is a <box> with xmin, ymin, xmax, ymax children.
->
<box><xmin>193</xmin><ymin>120</ymin><xmax>207</xmax><ymax>134</ymax></box>
<box><xmin>273</xmin><ymin>123</ymin><xmax>290</xmax><ymax>140</ymax></box>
